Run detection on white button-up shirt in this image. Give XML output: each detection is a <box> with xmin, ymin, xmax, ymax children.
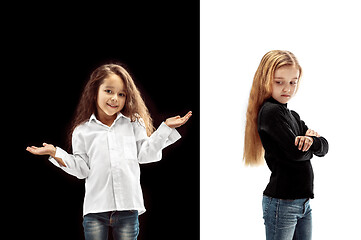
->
<box><xmin>49</xmin><ymin>113</ymin><xmax>181</xmax><ymax>216</ymax></box>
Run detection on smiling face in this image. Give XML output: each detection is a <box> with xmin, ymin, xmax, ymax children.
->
<box><xmin>271</xmin><ymin>65</ymin><xmax>300</xmax><ymax>104</ymax></box>
<box><xmin>96</xmin><ymin>73</ymin><xmax>127</xmax><ymax>125</ymax></box>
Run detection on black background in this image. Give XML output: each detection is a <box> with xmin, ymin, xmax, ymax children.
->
<box><xmin>6</xmin><ymin>2</ymin><xmax>199</xmax><ymax>239</ymax></box>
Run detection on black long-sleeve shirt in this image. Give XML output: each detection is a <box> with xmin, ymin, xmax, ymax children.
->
<box><xmin>258</xmin><ymin>97</ymin><xmax>329</xmax><ymax>199</ymax></box>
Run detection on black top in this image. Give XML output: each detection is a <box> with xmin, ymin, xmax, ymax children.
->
<box><xmin>258</xmin><ymin>97</ymin><xmax>329</xmax><ymax>199</ymax></box>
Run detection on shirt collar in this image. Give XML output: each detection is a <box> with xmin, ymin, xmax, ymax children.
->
<box><xmin>89</xmin><ymin>112</ymin><xmax>130</xmax><ymax>124</ymax></box>
<box><xmin>268</xmin><ymin>97</ymin><xmax>288</xmax><ymax>107</ymax></box>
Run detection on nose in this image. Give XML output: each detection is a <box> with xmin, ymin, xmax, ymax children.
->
<box><xmin>111</xmin><ymin>94</ymin><xmax>118</xmax><ymax>102</ymax></box>
<box><xmin>283</xmin><ymin>84</ymin><xmax>291</xmax><ymax>92</ymax></box>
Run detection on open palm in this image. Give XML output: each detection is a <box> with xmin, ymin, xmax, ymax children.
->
<box><xmin>165</xmin><ymin>111</ymin><xmax>192</xmax><ymax>128</ymax></box>
<box><xmin>26</xmin><ymin>143</ymin><xmax>56</xmax><ymax>156</ymax></box>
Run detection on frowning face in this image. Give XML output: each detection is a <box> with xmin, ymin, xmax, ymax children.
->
<box><xmin>272</xmin><ymin>65</ymin><xmax>300</xmax><ymax>104</ymax></box>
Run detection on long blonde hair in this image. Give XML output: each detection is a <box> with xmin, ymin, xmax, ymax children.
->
<box><xmin>67</xmin><ymin>63</ymin><xmax>155</xmax><ymax>149</ymax></box>
<box><xmin>243</xmin><ymin>50</ymin><xmax>302</xmax><ymax>166</ymax></box>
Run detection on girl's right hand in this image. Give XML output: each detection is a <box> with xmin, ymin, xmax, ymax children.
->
<box><xmin>26</xmin><ymin>143</ymin><xmax>66</xmax><ymax>167</ymax></box>
<box><xmin>295</xmin><ymin>136</ymin><xmax>313</xmax><ymax>152</ymax></box>
<box><xmin>294</xmin><ymin>129</ymin><xmax>320</xmax><ymax>152</ymax></box>
<box><xmin>26</xmin><ymin>143</ymin><xmax>56</xmax><ymax>157</ymax></box>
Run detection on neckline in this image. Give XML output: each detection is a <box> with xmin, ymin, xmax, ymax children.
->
<box><xmin>267</xmin><ymin>97</ymin><xmax>288</xmax><ymax>107</ymax></box>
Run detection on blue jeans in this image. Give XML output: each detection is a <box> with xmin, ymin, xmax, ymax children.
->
<box><xmin>262</xmin><ymin>196</ymin><xmax>312</xmax><ymax>240</ymax></box>
<box><xmin>83</xmin><ymin>211</ymin><xmax>139</xmax><ymax>240</ymax></box>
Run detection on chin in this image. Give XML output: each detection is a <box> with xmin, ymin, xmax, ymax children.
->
<box><xmin>107</xmin><ymin>111</ymin><xmax>119</xmax><ymax>116</ymax></box>
<box><xmin>280</xmin><ymin>95</ymin><xmax>293</xmax><ymax>103</ymax></box>
<box><xmin>101</xmin><ymin>109</ymin><xmax>117</xmax><ymax>117</ymax></box>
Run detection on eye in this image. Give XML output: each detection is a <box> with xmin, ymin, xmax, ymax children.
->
<box><xmin>290</xmin><ymin>81</ymin><xmax>298</xmax><ymax>85</ymax></box>
<box><xmin>275</xmin><ymin>81</ymin><xmax>283</xmax><ymax>85</ymax></box>
<box><xmin>105</xmin><ymin>90</ymin><xmax>112</xmax><ymax>94</ymax></box>
<box><xmin>119</xmin><ymin>93</ymin><xmax>126</xmax><ymax>97</ymax></box>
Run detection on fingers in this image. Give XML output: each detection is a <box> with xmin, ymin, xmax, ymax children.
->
<box><xmin>295</xmin><ymin>136</ymin><xmax>305</xmax><ymax>150</ymax></box>
<box><xmin>295</xmin><ymin>136</ymin><xmax>300</xmax><ymax>146</ymax></box>
<box><xmin>306</xmin><ymin>129</ymin><xmax>320</xmax><ymax>137</ymax></box>
<box><xmin>26</xmin><ymin>143</ymin><xmax>54</xmax><ymax>156</ymax></box>
<box><xmin>26</xmin><ymin>146</ymin><xmax>39</xmax><ymax>155</ymax></box>
<box><xmin>182</xmin><ymin>111</ymin><xmax>192</xmax><ymax>121</ymax></box>
<box><xmin>165</xmin><ymin>111</ymin><xmax>192</xmax><ymax>128</ymax></box>
<box><xmin>180</xmin><ymin>111</ymin><xmax>192</xmax><ymax>124</ymax></box>
<box><xmin>302</xmin><ymin>137</ymin><xmax>312</xmax><ymax>151</ymax></box>
<box><xmin>184</xmin><ymin>111</ymin><xmax>193</xmax><ymax>118</ymax></box>
<box><xmin>295</xmin><ymin>136</ymin><xmax>303</xmax><ymax>150</ymax></box>
<box><xmin>295</xmin><ymin>136</ymin><xmax>313</xmax><ymax>152</ymax></box>
<box><xmin>26</xmin><ymin>146</ymin><xmax>38</xmax><ymax>151</ymax></box>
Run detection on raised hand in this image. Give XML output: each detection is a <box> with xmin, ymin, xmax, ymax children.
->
<box><xmin>26</xmin><ymin>143</ymin><xmax>56</xmax><ymax>156</ymax></box>
<box><xmin>26</xmin><ymin>143</ymin><xmax>66</xmax><ymax>167</ymax></box>
<box><xmin>165</xmin><ymin>111</ymin><xmax>192</xmax><ymax>128</ymax></box>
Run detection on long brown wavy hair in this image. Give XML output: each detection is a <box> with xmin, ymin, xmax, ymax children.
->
<box><xmin>67</xmin><ymin>63</ymin><xmax>155</xmax><ymax>149</ymax></box>
<box><xmin>243</xmin><ymin>50</ymin><xmax>302</xmax><ymax>166</ymax></box>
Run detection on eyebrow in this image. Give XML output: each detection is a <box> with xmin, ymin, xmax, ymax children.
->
<box><xmin>274</xmin><ymin>77</ymin><xmax>299</xmax><ymax>80</ymax></box>
<box><xmin>104</xmin><ymin>86</ymin><xmax>126</xmax><ymax>90</ymax></box>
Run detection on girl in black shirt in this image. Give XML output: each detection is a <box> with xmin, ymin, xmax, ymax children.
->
<box><xmin>243</xmin><ymin>50</ymin><xmax>329</xmax><ymax>240</ymax></box>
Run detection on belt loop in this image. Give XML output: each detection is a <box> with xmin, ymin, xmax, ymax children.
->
<box><xmin>110</xmin><ymin>211</ymin><xmax>116</xmax><ymax>225</ymax></box>
<box><xmin>303</xmin><ymin>198</ymin><xmax>309</xmax><ymax>214</ymax></box>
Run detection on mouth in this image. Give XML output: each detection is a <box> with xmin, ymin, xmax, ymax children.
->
<box><xmin>106</xmin><ymin>103</ymin><xmax>119</xmax><ymax>109</ymax></box>
<box><xmin>281</xmin><ymin>94</ymin><xmax>291</xmax><ymax>98</ymax></box>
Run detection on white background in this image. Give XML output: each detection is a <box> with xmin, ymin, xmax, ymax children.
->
<box><xmin>200</xmin><ymin>0</ymin><xmax>361</xmax><ymax>239</ymax></box>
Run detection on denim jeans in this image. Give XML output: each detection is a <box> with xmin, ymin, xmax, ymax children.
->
<box><xmin>83</xmin><ymin>210</ymin><xmax>139</xmax><ymax>240</ymax></box>
<box><xmin>262</xmin><ymin>195</ymin><xmax>312</xmax><ymax>240</ymax></box>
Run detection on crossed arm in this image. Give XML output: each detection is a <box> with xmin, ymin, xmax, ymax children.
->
<box><xmin>294</xmin><ymin>129</ymin><xmax>320</xmax><ymax>152</ymax></box>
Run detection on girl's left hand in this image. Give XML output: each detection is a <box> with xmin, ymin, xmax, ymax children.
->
<box><xmin>165</xmin><ymin>111</ymin><xmax>192</xmax><ymax>128</ymax></box>
<box><xmin>305</xmin><ymin>129</ymin><xmax>320</xmax><ymax>137</ymax></box>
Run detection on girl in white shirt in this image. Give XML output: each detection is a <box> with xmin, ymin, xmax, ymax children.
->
<box><xmin>26</xmin><ymin>63</ymin><xmax>192</xmax><ymax>240</ymax></box>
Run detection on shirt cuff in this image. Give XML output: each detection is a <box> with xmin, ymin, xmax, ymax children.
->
<box><xmin>311</xmin><ymin>136</ymin><xmax>321</xmax><ymax>152</ymax></box>
<box><xmin>48</xmin><ymin>147</ymin><xmax>68</xmax><ymax>168</ymax></box>
<box><xmin>159</xmin><ymin>122</ymin><xmax>182</xmax><ymax>143</ymax></box>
